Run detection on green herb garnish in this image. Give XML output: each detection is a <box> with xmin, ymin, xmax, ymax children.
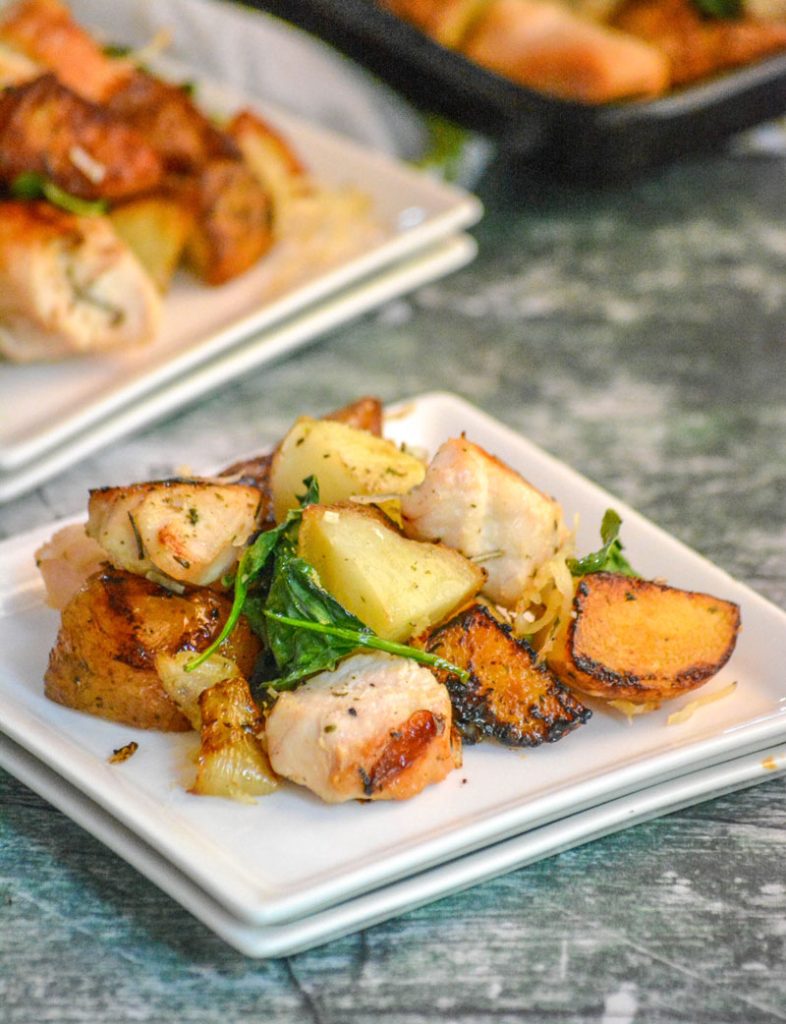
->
<box><xmin>186</xmin><ymin>476</ymin><xmax>467</xmax><ymax>687</ymax></box>
<box><xmin>11</xmin><ymin>172</ymin><xmax>108</xmax><ymax>216</ymax></box>
<box><xmin>567</xmin><ymin>509</ymin><xmax>639</xmax><ymax>578</ymax></box>
<box><xmin>690</xmin><ymin>0</ymin><xmax>742</xmax><ymax>17</ymax></box>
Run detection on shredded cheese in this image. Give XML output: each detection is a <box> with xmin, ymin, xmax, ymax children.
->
<box><xmin>667</xmin><ymin>681</ymin><xmax>738</xmax><ymax>726</ymax></box>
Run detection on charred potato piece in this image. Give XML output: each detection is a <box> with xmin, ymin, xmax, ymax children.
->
<box><xmin>44</xmin><ymin>569</ymin><xmax>262</xmax><ymax>730</ymax></box>
<box><xmin>416</xmin><ymin>603</ymin><xmax>591</xmax><ymax>746</ymax></box>
<box><xmin>184</xmin><ymin>156</ymin><xmax>273</xmax><ymax>285</ymax></box>
<box><xmin>546</xmin><ymin>572</ymin><xmax>741</xmax><ymax>704</ymax></box>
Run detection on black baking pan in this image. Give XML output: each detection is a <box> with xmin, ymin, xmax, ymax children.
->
<box><xmin>234</xmin><ymin>0</ymin><xmax>786</xmax><ymax>182</ymax></box>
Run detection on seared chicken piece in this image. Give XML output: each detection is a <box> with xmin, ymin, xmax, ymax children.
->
<box><xmin>0</xmin><ymin>0</ymin><xmax>132</xmax><ymax>103</ymax></box>
<box><xmin>86</xmin><ymin>479</ymin><xmax>261</xmax><ymax>587</ymax></box>
<box><xmin>44</xmin><ymin>568</ymin><xmax>262</xmax><ymax>730</ymax></box>
<box><xmin>0</xmin><ymin>201</ymin><xmax>161</xmax><ymax>362</ymax></box>
<box><xmin>104</xmin><ymin>69</ymin><xmax>239</xmax><ymax>174</ymax></box>
<box><xmin>401</xmin><ymin>437</ymin><xmax>569</xmax><ymax>608</ymax></box>
<box><xmin>35</xmin><ymin>522</ymin><xmax>106</xmax><ymax>609</ymax></box>
<box><xmin>266</xmin><ymin>652</ymin><xmax>459</xmax><ymax>803</ymax></box>
<box><xmin>0</xmin><ymin>74</ymin><xmax>164</xmax><ymax>201</ymax></box>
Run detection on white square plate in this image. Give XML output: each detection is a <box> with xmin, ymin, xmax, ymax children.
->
<box><xmin>1</xmin><ymin>393</ymin><xmax>785</xmax><ymax>928</ymax></box>
<box><xmin>0</xmin><ymin>52</ymin><xmax>480</xmax><ymax>474</ymax></box>
<box><xmin>3</xmin><ymin>729</ymin><xmax>783</xmax><ymax>958</ymax></box>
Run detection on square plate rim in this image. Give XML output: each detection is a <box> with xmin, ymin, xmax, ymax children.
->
<box><xmin>1</xmin><ymin>391</ymin><xmax>785</xmax><ymax>927</ymax></box>
<box><xmin>2</xmin><ymin>728</ymin><xmax>784</xmax><ymax>958</ymax></box>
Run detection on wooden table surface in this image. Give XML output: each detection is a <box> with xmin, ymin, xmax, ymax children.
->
<box><xmin>2</xmin><ymin>111</ymin><xmax>786</xmax><ymax>1023</ymax></box>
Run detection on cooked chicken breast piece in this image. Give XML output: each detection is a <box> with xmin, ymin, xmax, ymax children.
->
<box><xmin>265</xmin><ymin>652</ymin><xmax>459</xmax><ymax>803</ymax></box>
<box><xmin>0</xmin><ymin>201</ymin><xmax>161</xmax><ymax>362</ymax></box>
<box><xmin>0</xmin><ymin>74</ymin><xmax>163</xmax><ymax>201</ymax></box>
<box><xmin>400</xmin><ymin>437</ymin><xmax>569</xmax><ymax>608</ymax></box>
<box><xmin>86</xmin><ymin>479</ymin><xmax>261</xmax><ymax>587</ymax></box>
<box><xmin>35</xmin><ymin>522</ymin><xmax>106</xmax><ymax>609</ymax></box>
<box><xmin>0</xmin><ymin>0</ymin><xmax>133</xmax><ymax>103</ymax></box>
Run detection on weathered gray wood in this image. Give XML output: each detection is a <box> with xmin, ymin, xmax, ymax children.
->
<box><xmin>1</xmin><ymin>141</ymin><xmax>785</xmax><ymax>1022</ymax></box>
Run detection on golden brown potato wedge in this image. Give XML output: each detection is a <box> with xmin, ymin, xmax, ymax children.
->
<box><xmin>44</xmin><ymin>569</ymin><xmax>261</xmax><ymax>730</ymax></box>
<box><xmin>298</xmin><ymin>503</ymin><xmax>486</xmax><ymax>642</ymax></box>
<box><xmin>325</xmin><ymin>395</ymin><xmax>384</xmax><ymax>436</ymax></box>
<box><xmin>546</xmin><ymin>572</ymin><xmax>741</xmax><ymax>704</ymax></box>
<box><xmin>109</xmin><ymin>195</ymin><xmax>194</xmax><ymax>292</ymax></box>
<box><xmin>415</xmin><ymin>602</ymin><xmax>591</xmax><ymax>746</ymax></box>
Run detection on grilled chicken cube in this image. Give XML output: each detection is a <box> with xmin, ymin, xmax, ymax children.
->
<box><xmin>547</xmin><ymin>572</ymin><xmax>742</xmax><ymax>704</ymax></box>
<box><xmin>0</xmin><ymin>0</ymin><xmax>133</xmax><ymax>103</ymax></box>
<box><xmin>415</xmin><ymin>603</ymin><xmax>590</xmax><ymax>746</ymax></box>
<box><xmin>0</xmin><ymin>74</ymin><xmax>163</xmax><ymax>201</ymax></box>
<box><xmin>401</xmin><ymin>437</ymin><xmax>569</xmax><ymax>608</ymax></box>
<box><xmin>265</xmin><ymin>652</ymin><xmax>459</xmax><ymax>802</ymax></box>
<box><xmin>44</xmin><ymin>569</ymin><xmax>262</xmax><ymax>730</ymax></box>
<box><xmin>86</xmin><ymin>479</ymin><xmax>261</xmax><ymax>587</ymax></box>
<box><xmin>0</xmin><ymin>201</ymin><xmax>161</xmax><ymax>362</ymax></box>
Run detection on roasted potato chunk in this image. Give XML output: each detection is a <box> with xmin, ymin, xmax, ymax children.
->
<box><xmin>298</xmin><ymin>503</ymin><xmax>486</xmax><ymax>642</ymax></box>
<box><xmin>546</xmin><ymin>572</ymin><xmax>741</xmax><ymax>704</ymax></box>
<box><xmin>109</xmin><ymin>195</ymin><xmax>194</xmax><ymax>292</ymax></box>
<box><xmin>44</xmin><ymin>569</ymin><xmax>262</xmax><ymax>730</ymax></box>
<box><xmin>415</xmin><ymin>603</ymin><xmax>591</xmax><ymax>746</ymax></box>
<box><xmin>270</xmin><ymin>416</ymin><xmax>425</xmax><ymax>522</ymax></box>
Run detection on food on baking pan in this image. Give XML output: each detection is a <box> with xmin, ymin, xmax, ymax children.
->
<box><xmin>546</xmin><ymin>571</ymin><xmax>741</xmax><ymax>705</ymax></box>
<box><xmin>379</xmin><ymin>0</ymin><xmax>786</xmax><ymax>101</ymax></box>
<box><xmin>0</xmin><ymin>0</ymin><xmax>377</xmax><ymax>361</ymax></box>
<box><xmin>44</xmin><ymin>569</ymin><xmax>261</xmax><ymax>730</ymax></box>
<box><xmin>0</xmin><ymin>200</ymin><xmax>161</xmax><ymax>362</ymax></box>
<box><xmin>38</xmin><ymin>397</ymin><xmax>741</xmax><ymax>804</ymax></box>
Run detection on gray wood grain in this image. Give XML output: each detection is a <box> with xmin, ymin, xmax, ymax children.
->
<box><xmin>1</xmin><ymin>143</ymin><xmax>785</xmax><ymax>1023</ymax></box>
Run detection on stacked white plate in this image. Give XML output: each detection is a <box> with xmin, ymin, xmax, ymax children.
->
<box><xmin>0</xmin><ymin>0</ymin><xmax>482</xmax><ymax>502</ymax></box>
<box><xmin>2</xmin><ymin>393</ymin><xmax>786</xmax><ymax>956</ymax></box>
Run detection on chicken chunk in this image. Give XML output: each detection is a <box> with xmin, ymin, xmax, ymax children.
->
<box><xmin>0</xmin><ymin>201</ymin><xmax>161</xmax><ymax>362</ymax></box>
<box><xmin>0</xmin><ymin>0</ymin><xmax>133</xmax><ymax>103</ymax></box>
<box><xmin>265</xmin><ymin>652</ymin><xmax>459</xmax><ymax>802</ymax></box>
<box><xmin>86</xmin><ymin>479</ymin><xmax>261</xmax><ymax>587</ymax></box>
<box><xmin>0</xmin><ymin>74</ymin><xmax>164</xmax><ymax>201</ymax></box>
<box><xmin>401</xmin><ymin>437</ymin><xmax>569</xmax><ymax>608</ymax></box>
<box><xmin>35</xmin><ymin>522</ymin><xmax>106</xmax><ymax>609</ymax></box>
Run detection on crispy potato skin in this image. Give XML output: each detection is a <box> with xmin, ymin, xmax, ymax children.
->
<box><xmin>0</xmin><ymin>74</ymin><xmax>163</xmax><ymax>200</ymax></box>
<box><xmin>416</xmin><ymin>603</ymin><xmax>590</xmax><ymax>746</ymax></box>
<box><xmin>44</xmin><ymin>569</ymin><xmax>261</xmax><ymax>731</ymax></box>
<box><xmin>547</xmin><ymin>572</ymin><xmax>741</xmax><ymax>703</ymax></box>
